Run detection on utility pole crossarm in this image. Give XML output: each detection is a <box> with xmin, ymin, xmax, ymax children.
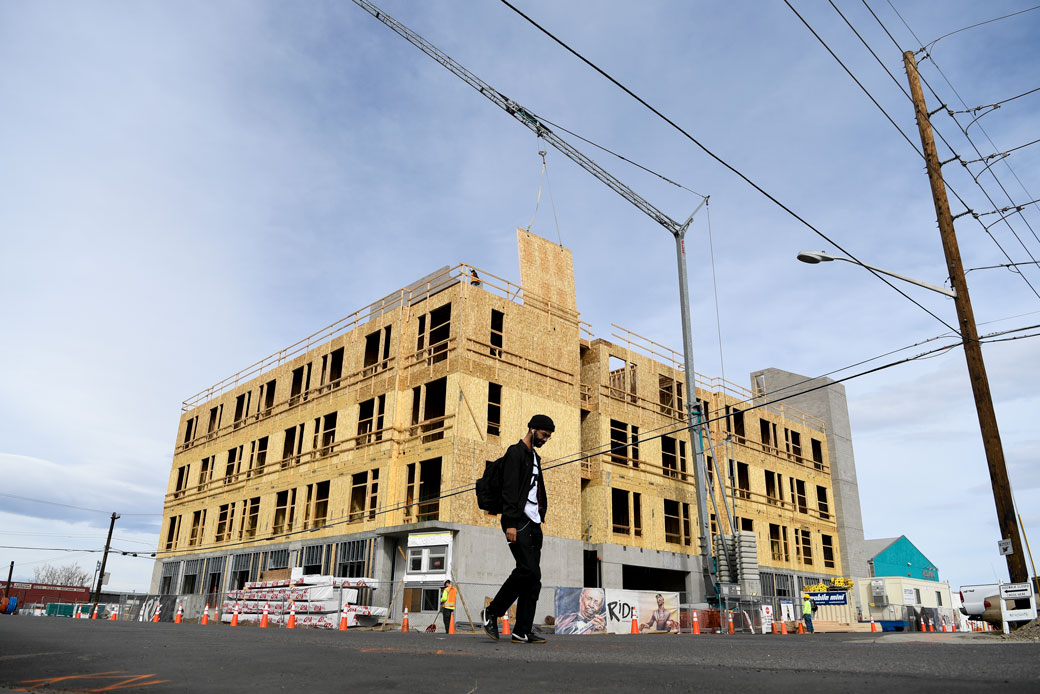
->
<box><xmin>352</xmin><ymin>0</ymin><xmax>683</xmax><ymax>235</ymax></box>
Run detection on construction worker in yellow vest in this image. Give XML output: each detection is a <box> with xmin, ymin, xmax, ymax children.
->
<box><xmin>440</xmin><ymin>580</ymin><xmax>457</xmax><ymax>632</ymax></box>
<box><xmin>802</xmin><ymin>594</ymin><xmax>816</xmax><ymax>634</ymax></box>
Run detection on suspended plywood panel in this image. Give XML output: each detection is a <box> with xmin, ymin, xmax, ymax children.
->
<box><xmin>516</xmin><ymin>228</ymin><xmax>577</xmax><ymax>315</ymax></box>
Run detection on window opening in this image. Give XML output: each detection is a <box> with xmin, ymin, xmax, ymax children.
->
<box><xmin>487</xmin><ymin>382</ymin><xmax>502</xmax><ymax>437</ymax></box>
<box><xmin>272</xmin><ymin>489</ymin><xmax>296</xmax><ymax>535</ymax></box>
<box><xmin>490</xmin><ymin>309</ymin><xmax>504</xmax><ymax>357</ymax></box>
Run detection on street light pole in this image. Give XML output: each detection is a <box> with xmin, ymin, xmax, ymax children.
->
<box><xmin>903</xmin><ymin>51</ymin><xmax>1027</xmax><ymax>584</ymax></box>
<box><xmin>796</xmin><ymin>251</ymin><xmax>955</xmax><ymax>298</ymax></box>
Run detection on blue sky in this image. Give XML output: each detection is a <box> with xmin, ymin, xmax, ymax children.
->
<box><xmin>1</xmin><ymin>0</ymin><xmax>1037</xmax><ymax>593</ymax></box>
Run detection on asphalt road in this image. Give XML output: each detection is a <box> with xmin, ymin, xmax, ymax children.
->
<box><xmin>1</xmin><ymin>618</ymin><xmax>1038</xmax><ymax>693</ymax></box>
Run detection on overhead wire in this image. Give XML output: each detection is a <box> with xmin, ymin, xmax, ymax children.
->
<box><xmin>825</xmin><ymin>1</ymin><xmax>1040</xmax><ymax>301</ymax></box>
<box><xmin>920</xmin><ymin>3</ymin><xmax>1040</xmax><ymax>53</ymax></box>
<box><xmin>496</xmin><ymin>0</ymin><xmax>960</xmax><ymax>335</ymax></box>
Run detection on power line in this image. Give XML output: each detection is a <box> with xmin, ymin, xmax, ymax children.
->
<box><xmin>0</xmin><ymin>492</ymin><xmax>162</xmax><ymax>517</ymax></box>
<box><xmin>921</xmin><ymin>3</ymin><xmax>1040</xmax><ymax>53</ymax></box>
<box><xmin>948</xmin><ymin>85</ymin><xmax>1040</xmax><ymax>115</ymax></box>
<box><xmin>496</xmin><ymin>0</ymin><xmax>960</xmax><ymax>334</ymax></box>
<box><xmin>857</xmin><ymin>2</ymin><xmax>1040</xmax><ymax>300</ymax></box>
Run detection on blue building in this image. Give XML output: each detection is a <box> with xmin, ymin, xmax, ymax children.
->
<box><xmin>862</xmin><ymin>536</ymin><xmax>939</xmax><ymax>581</ymax></box>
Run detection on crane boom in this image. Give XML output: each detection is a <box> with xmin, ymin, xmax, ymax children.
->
<box><xmin>352</xmin><ymin>0</ymin><xmax>684</xmax><ymax>236</ymax></box>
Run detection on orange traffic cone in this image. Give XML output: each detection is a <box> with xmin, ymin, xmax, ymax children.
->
<box><xmin>779</xmin><ymin>619</ymin><xmax>787</xmax><ymax>635</ymax></box>
<box><xmin>631</xmin><ymin>608</ymin><xmax>640</xmax><ymax>634</ymax></box>
<box><xmin>400</xmin><ymin>607</ymin><xmax>409</xmax><ymax>632</ymax></box>
<box><xmin>286</xmin><ymin>601</ymin><xmax>296</xmax><ymax>629</ymax></box>
<box><xmin>928</xmin><ymin>618</ymin><xmax>934</xmax><ymax>633</ymax></box>
<box><xmin>797</xmin><ymin>619</ymin><xmax>805</xmax><ymax>634</ymax></box>
<box><xmin>728</xmin><ymin>612</ymin><xmax>736</xmax><ymax>635</ymax></box>
<box><xmin>448</xmin><ymin>611</ymin><xmax>456</xmax><ymax>634</ymax></box>
<box><xmin>74</xmin><ymin>605</ymin><xmax>82</xmax><ymax>619</ymax></box>
<box><xmin>109</xmin><ymin>606</ymin><xmax>118</xmax><ymax>621</ymax></box>
<box><xmin>174</xmin><ymin>602</ymin><xmax>183</xmax><ymax>624</ymax></box>
<box><xmin>90</xmin><ymin>604</ymin><xmax>99</xmax><ymax>620</ymax></box>
<box><xmin>200</xmin><ymin>603</ymin><xmax>210</xmax><ymax>626</ymax></box>
<box><xmin>151</xmin><ymin>603</ymin><xmax>161</xmax><ymax>623</ymax></box>
<box><xmin>772</xmin><ymin>620</ymin><xmax>779</xmax><ymax>634</ymax></box>
<box><xmin>691</xmin><ymin>610</ymin><xmax>700</xmax><ymax>635</ymax></box>
<box><xmin>260</xmin><ymin>602</ymin><xmax>270</xmax><ymax>628</ymax></box>
<box><xmin>501</xmin><ymin>611</ymin><xmax>512</xmax><ymax>636</ymax></box>
<box><xmin>230</xmin><ymin>602</ymin><xmax>240</xmax><ymax>627</ymax></box>
<box><xmin>339</xmin><ymin>604</ymin><xmax>349</xmax><ymax>631</ymax></box>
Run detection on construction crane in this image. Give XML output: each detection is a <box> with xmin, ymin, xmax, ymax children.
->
<box><xmin>352</xmin><ymin>0</ymin><xmax>719</xmax><ymax>590</ymax></box>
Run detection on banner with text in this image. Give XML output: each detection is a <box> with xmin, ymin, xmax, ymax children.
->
<box><xmin>554</xmin><ymin>588</ymin><xmax>681</xmax><ymax>634</ymax></box>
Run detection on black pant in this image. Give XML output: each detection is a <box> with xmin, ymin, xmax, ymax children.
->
<box><xmin>442</xmin><ymin>607</ymin><xmax>454</xmax><ymax>632</ymax></box>
<box><xmin>488</xmin><ymin>522</ymin><xmax>542</xmax><ymax>636</ymax></box>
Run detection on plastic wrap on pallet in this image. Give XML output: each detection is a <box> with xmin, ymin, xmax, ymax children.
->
<box><xmin>222</xmin><ymin>599</ymin><xmax>343</xmax><ymax>614</ymax></box>
<box><xmin>226</xmin><ymin>586</ymin><xmax>356</xmax><ymax>603</ymax></box>
<box><xmin>244</xmin><ymin>575</ymin><xmax>379</xmax><ymax>590</ymax></box>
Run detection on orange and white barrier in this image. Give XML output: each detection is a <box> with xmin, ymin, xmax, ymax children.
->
<box><xmin>90</xmin><ymin>604</ymin><xmax>99</xmax><ymax>620</ymax></box>
<box><xmin>174</xmin><ymin>602</ymin><xmax>183</xmax><ymax>624</ymax></box>
<box><xmin>339</xmin><ymin>603</ymin><xmax>349</xmax><ymax>631</ymax></box>
<box><xmin>870</xmin><ymin>616</ymin><xmax>877</xmax><ymax>633</ymax></box>
<box><xmin>151</xmin><ymin>602</ymin><xmax>161</xmax><ymax>623</ymax></box>
<box><xmin>631</xmin><ymin>608</ymin><xmax>640</xmax><ymax>634</ymax></box>
<box><xmin>260</xmin><ymin>602</ymin><xmax>270</xmax><ymax>628</ymax></box>
<box><xmin>201</xmin><ymin>603</ymin><xmax>210</xmax><ymax>626</ymax></box>
<box><xmin>691</xmin><ymin>610</ymin><xmax>700</xmax><ymax>635</ymax></box>
<box><xmin>109</xmin><ymin>606</ymin><xmax>118</xmax><ymax>621</ymax></box>
<box><xmin>400</xmin><ymin>607</ymin><xmax>409</xmax><ymax>632</ymax></box>
<box><xmin>286</xmin><ymin>601</ymin><xmax>296</xmax><ymax>629</ymax></box>
<box><xmin>230</xmin><ymin>602</ymin><xmax>240</xmax><ymax>627</ymax></box>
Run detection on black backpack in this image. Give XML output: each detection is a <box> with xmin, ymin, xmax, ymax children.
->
<box><xmin>475</xmin><ymin>456</ymin><xmax>505</xmax><ymax>514</ymax></box>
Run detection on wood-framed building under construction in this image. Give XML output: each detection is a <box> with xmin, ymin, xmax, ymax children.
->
<box><xmin>153</xmin><ymin>229</ymin><xmax>862</xmax><ymax>623</ymax></box>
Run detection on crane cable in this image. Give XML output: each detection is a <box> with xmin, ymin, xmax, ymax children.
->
<box><xmin>526</xmin><ymin>149</ymin><xmax>564</xmax><ymax>246</ymax></box>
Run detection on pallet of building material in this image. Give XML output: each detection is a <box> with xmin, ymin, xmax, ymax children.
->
<box><xmin>219</xmin><ymin>612</ymin><xmax>387</xmax><ymax>629</ymax></box>
<box><xmin>221</xmin><ymin>600</ymin><xmax>341</xmax><ymax>615</ymax></box>
<box><xmin>226</xmin><ymin>586</ymin><xmax>357</xmax><ymax>603</ymax></box>
<box><xmin>245</xmin><ymin>576</ymin><xmax>379</xmax><ymax>590</ymax></box>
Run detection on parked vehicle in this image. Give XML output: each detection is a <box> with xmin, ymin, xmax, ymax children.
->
<box><xmin>959</xmin><ymin>584</ymin><xmax>1001</xmax><ymax>625</ymax></box>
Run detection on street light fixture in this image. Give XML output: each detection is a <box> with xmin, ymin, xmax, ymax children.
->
<box><xmin>796</xmin><ymin>250</ymin><xmax>956</xmax><ymax>298</ymax></box>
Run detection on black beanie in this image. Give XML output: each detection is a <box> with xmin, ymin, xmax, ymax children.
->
<box><xmin>528</xmin><ymin>414</ymin><xmax>555</xmax><ymax>432</ymax></box>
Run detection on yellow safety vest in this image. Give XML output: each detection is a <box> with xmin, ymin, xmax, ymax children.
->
<box><xmin>441</xmin><ymin>586</ymin><xmax>457</xmax><ymax>610</ymax></box>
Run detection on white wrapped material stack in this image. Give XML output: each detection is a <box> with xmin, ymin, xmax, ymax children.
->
<box><xmin>221</xmin><ymin>574</ymin><xmax>385</xmax><ymax>627</ymax></box>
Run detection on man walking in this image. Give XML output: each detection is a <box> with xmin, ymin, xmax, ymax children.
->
<box><xmin>439</xmin><ymin>580</ymin><xmax>456</xmax><ymax>633</ymax></box>
<box><xmin>802</xmin><ymin>594</ymin><xmax>815</xmax><ymax>634</ymax></box>
<box><xmin>481</xmin><ymin>414</ymin><xmax>554</xmax><ymax>644</ymax></box>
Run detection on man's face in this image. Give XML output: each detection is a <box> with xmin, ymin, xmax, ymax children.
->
<box><xmin>580</xmin><ymin>590</ymin><xmax>603</xmax><ymax>617</ymax></box>
<box><xmin>532</xmin><ymin>429</ymin><xmax>552</xmax><ymax>448</ymax></box>
<box><xmin>656</xmin><ymin>595</ymin><xmax>664</xmax><ymax>607</ymax></box>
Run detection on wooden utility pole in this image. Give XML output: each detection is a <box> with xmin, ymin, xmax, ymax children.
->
<box><xmin>904</xmin><ymin>51</ymin><xmax>1027</xmax><ymax>584</ymax></box>
<box><xmin>91</xmin><ymin>512</ymin><xmax>120</xmax><ymax>612</ymax></box>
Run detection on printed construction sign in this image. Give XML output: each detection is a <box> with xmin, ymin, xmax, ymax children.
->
<box><xmin>554</xmin><ymin>588</ymin><xmax>680</xmax><ymax>635</ymax></box>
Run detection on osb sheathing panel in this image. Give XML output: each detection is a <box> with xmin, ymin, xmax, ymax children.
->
<box><xmin>517</xmin><ymin>228</ymin><xmax>577</xmax><ymax>314</ymax></box>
